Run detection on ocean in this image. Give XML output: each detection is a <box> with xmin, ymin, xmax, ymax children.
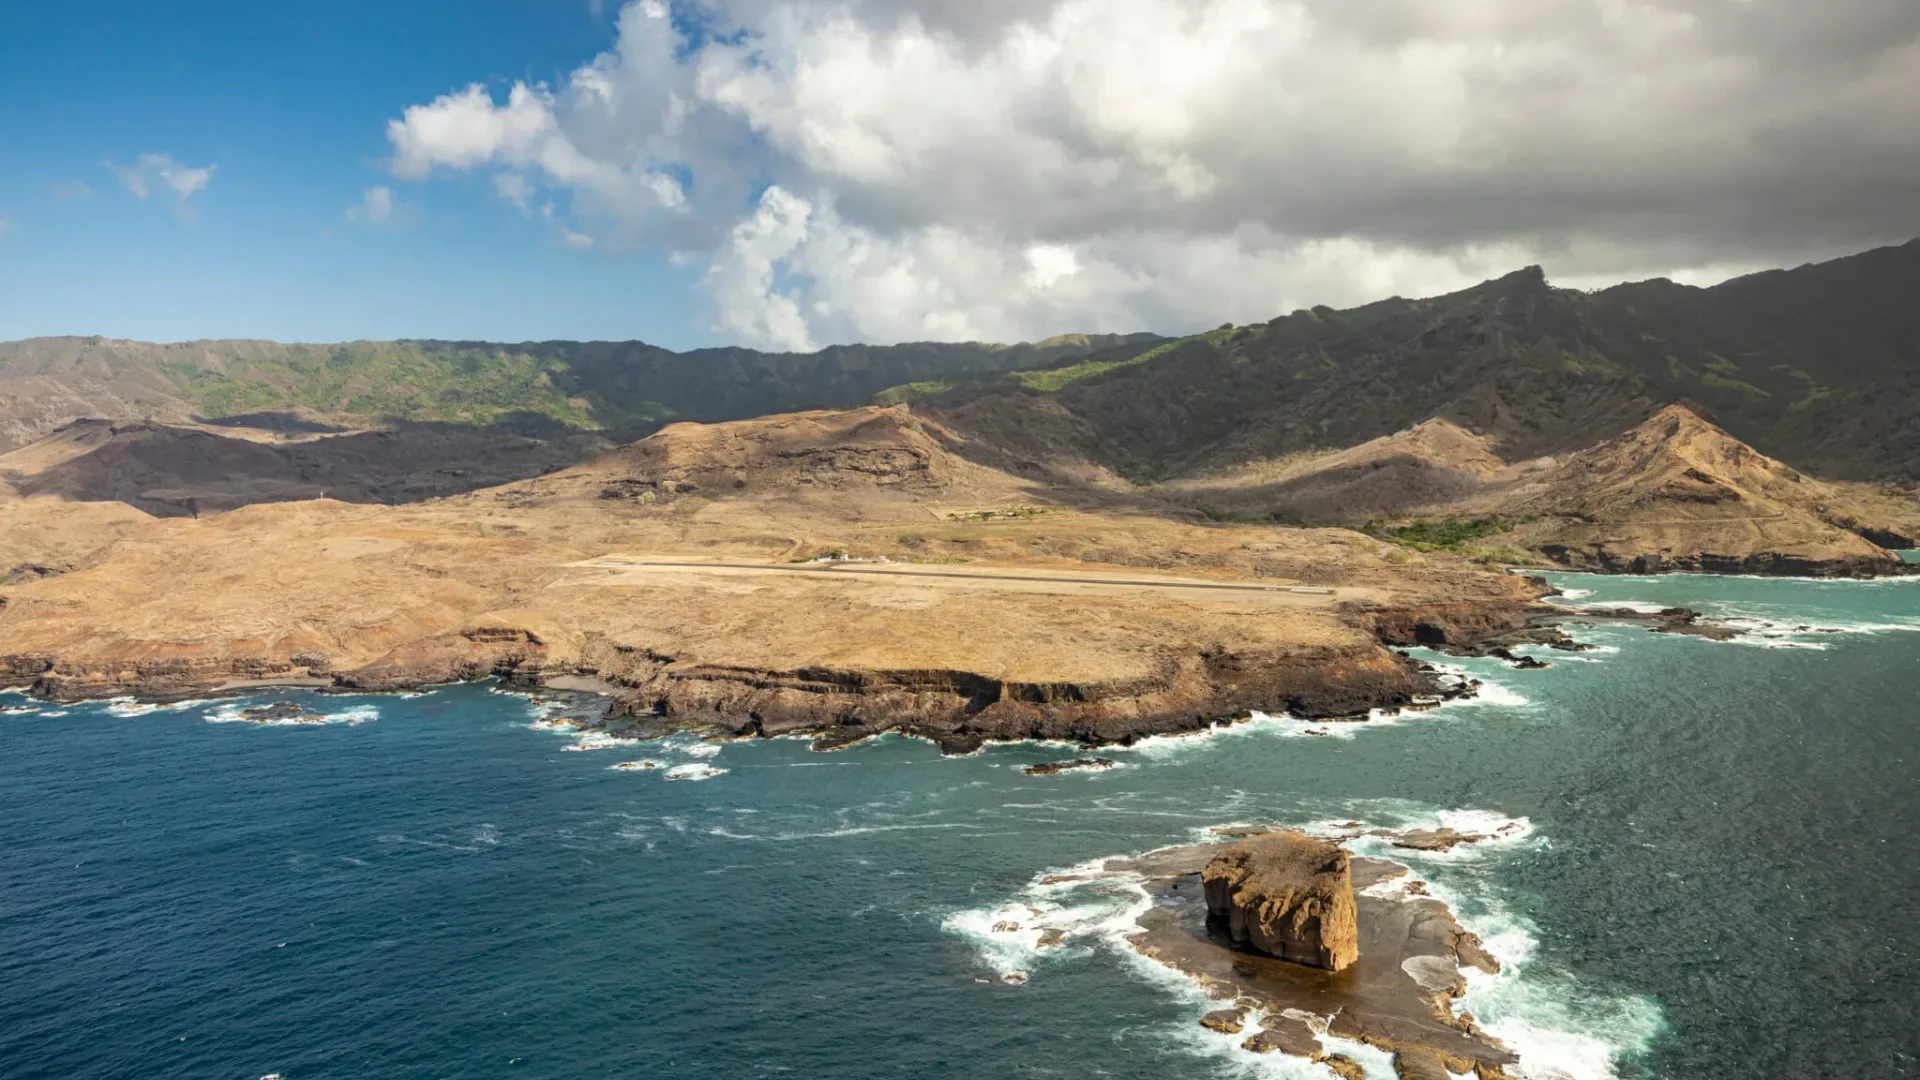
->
<box><xmin>2</xmin><ymin>573</ymin><xmax>1915</xmax><ymax>1080</ymax></box>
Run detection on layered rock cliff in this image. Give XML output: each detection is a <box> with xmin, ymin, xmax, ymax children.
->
<box><xmin>1202</xmin><ymin>831</ymin><xmax>1360</xmax><ymax>971</ymax></box>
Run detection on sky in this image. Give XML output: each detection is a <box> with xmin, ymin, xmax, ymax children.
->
<box><xmin>1</xmin><ymin>0</ymin><xmax>1917</xmax><ymax>352</ymax></box>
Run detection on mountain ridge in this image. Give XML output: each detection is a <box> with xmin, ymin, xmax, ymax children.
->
<box><xmin>913</xmin><ymin>239</ymin><xmax>1920</xmax><ymax>485</ymax></box>
<box><xmin>0</xmin><ymin>332</ymin><xmax>1165</xmax><ymax>453</ymax></box>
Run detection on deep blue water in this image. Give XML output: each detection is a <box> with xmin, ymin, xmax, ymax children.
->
<box><xmin>2</xmin><ymin>574</ymin><xmax>1916</xmax><ymax>1080</ymax></box>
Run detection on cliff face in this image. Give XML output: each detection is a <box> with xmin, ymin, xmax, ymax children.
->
<box><xmin>598</xmin><ymin>639</ymin><xmax>1445</xmax><ymax>754</ymax></box>
<box><xmin>0</xmin><ymin>601</ymin><xmax>1523</xmax><ymax>751</ymax></box>
<box><xmin>1202</xmin><ymin>832</ymin><xmax>1360</xmax><ymax>971</ymax></box>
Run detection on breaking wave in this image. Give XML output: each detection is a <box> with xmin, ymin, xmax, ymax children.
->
<box><xmin>203</xmin><ymin>702</ymin><xmax>380</xmax><ymax>726</ymax></box>
<box><xmin>943</xmin><ymin>809</ymin><xmax>1662</xmax><ymax>1080</ymax></box>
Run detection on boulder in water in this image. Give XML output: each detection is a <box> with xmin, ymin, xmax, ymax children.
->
<box><xmin>1202</xmin><ymin>831</ymin><xmax>1359</xmax><ymax>971</ymax></box>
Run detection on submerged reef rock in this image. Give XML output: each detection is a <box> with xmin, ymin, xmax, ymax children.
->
<box><xmin>1021</xmin><ymin>757</ymin><xmax>1117</xmax><ymax>775</ymax></box>
<box><xmin>238</xmin><ymin>701</ymin><xmax>325</xmax><ymax>724</ymax></box>
<box><xmin>1202</xmin><ymin>831</ymin><xmax>1359</xmax><ymax>971</ymax></box>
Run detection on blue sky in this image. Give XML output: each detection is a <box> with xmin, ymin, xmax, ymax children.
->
<box><xmin>3</xmin><ymin>1</ymin><xmax>1913</xmax><ymax>350</ymax></box>
<box><xmin>0</xmin><ymin>0</ymin><xmax>714</xmax><ymax>348</ymax></box>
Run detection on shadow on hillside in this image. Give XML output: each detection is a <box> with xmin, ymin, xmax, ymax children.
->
<box><xmin>1154</xmin><ymin>456</ymin><xmax>1497</xmax><ymax>527</ymax></box>
<box><xmin>7</xmin><ymin>415</ymin><xmax>618</xmax><ymax>517</ymax></box>
<box><xmin>197</xmin><ymin>411</ymin><xmax>354</xmax><ymax>435</ymax></box>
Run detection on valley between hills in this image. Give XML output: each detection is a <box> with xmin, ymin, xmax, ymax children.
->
<box><xmin>2</xmin><ymin>242</ymin><xmax>1915</xmax><ymax>742</ymax></box>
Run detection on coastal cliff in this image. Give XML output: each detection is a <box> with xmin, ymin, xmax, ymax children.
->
<box><xmin>0</xmin><ymin>594</ymin><xmax>1539</xmax><ymax>752</ymax></box>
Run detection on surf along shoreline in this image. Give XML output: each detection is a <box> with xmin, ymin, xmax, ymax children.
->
<box><xmin>0</xmin><ymin>583</ymin><xmax>1798</xmax><ymax>754</ymax></box>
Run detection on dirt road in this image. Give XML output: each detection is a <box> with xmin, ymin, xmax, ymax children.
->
<box><xmin>562</xmin><ymin>556</ymin><xmax>1373</xmax><ymax>607</ymax></box>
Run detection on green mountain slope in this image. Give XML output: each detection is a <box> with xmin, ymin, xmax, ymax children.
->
<box><xmin>920</xmin><ymin>240</ymin><xmax>1920</xmax><ymax>483</ymax></box>
<box><xmin>0</xmin><ymin>333</ymin><xmax>1164</xmax><ymax>450</ymax></box>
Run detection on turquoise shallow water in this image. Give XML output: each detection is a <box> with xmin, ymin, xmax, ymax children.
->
<box><xmin>1</xmin><ymin>573</ymin><xmax>1916</xmax><ymax>1079</ymax></box>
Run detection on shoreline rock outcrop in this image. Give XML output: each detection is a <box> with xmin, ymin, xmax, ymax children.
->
<box><xmin>1202</xmin><ymin>831</ymin><xmax>1359</xmax><ymax>971</ymax></box>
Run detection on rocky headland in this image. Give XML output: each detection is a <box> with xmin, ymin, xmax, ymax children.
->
<box><xmin>1114</xmin><ymin>836</ymin><xmax>1518</xmax><ymax>1078</ymax></box>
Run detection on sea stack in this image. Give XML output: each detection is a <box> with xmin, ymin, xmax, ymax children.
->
<box><xmin>1202</xmin><ymin>831</ymin><xmax>1359</xmax><ymax>971</ymax></box>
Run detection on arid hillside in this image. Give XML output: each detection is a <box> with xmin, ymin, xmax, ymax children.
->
<box><xmin>0</xmin><ymin>403</ymin><xmax>1552</xmax><ymax>749</ymax></box>
<box><xmin>1161</xmin><ymin>406</ymin><xmax>1916</xmax><ymax>575</ymax></box>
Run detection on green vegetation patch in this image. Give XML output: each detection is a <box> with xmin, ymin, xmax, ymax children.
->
<box><xmin>160</xmin><ymin>343</ymin><xmax>598</xmax><ymax>428</ymax></box>
<box><xmin>948</xmin><ymin>505</ymin><xmax>1053</xmax><ymax>522</ymax></box>
<box><xmin>1363</xmin><ymin>516</ymin><xmax>1530</xmax><ymax>552</ymax></box>
<box><xmin>870</xmin><ymin>380</ymin><xmax>956</xmax><ymax>406</ymax></box>
<box><xmin>1010</xmin><ymin>327</ymin><xmax>1234</xmax><ymax>394</ymax></box>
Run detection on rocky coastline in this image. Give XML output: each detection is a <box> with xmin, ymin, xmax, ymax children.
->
<box><xmin>1538</xmin><ymin>544</ymin><xmax>1918</xmax><ymax>579</ymax></box>
<box><xmin>0</xmin><ymin>592</ymin><xmax>1774</xmax><ymax>752</ymax></box>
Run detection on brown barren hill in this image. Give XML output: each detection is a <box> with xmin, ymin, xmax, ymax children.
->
<box><xmin>1492</xmin><ymin>405</ymin><xmax>1914</xmax><ymax>575</ymax></box>
<box><xmin>1161</xmin><ymin>419</ymin><xmax>1509</xmax><ymax>526</ymax></box>
<box><xmin>1158</xmin><ymin>406</ymin><xmax>1915</xmax><ymax>576</ymax></box>
<box><xmin>0</xmin><ymin>403</ymin><xmax>1547</xmax><ymax>749</ymax></box>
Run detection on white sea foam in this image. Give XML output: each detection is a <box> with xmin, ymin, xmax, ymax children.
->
<box><xmin>664</xmin><ymin>763</ymin><xmax>727</xmax><ymax>781</ymax></box>
<box><xmin>949</xmin><ymin>810</ymin><xmax>1658</xmax><ymax>1080</ymax></box>
<box><xmin>103</xmin><ymin>699</ymin><xmax>162</xmax><ymax>717</ymax></box>
<box><xmin>1569</xmin><ymin>599</ymin><xmax>1672</xmax><ymax>614</ymax></box>
<box><xmin>561</xmin><ymin>732</ymin><xmax>634</xmax><ymax>751</ymax></box>
<box><xmin>203</xmin><ymin>702</ymin><xmax>379</xmax><ymax>727</ymax></box>
<box><xmin>1136</xmin><ymin>707</ymin><xmax>1441</xmax><ymax>757</ymax></box>
<box><xmin>709</xmin><ymin>821</ymin><xmax>980</xmax><ymax>843</ymax></box>
<box><xmin>609</xmin><ymin>759</ymin><xmax>666</xmax><ymax>772</ymax></box>
<box><xmin>1561</xmin><ymin>593</ymin><xmax>1919</xmax><ymax>651</ymax></box>
<box><xmin>1700</xmin><ymin>611</ymin><xmax>1920</xmax><ymax>650</ymax></box>
<box><xmin>680</xmin><ymin>741</ymin><xmax>723</xmax><ymax>759</ymax></box>
<box><xmin>1456</xmin><ymin>679</ymin><xmax>1531</xmax><ymax>708</ymax></box>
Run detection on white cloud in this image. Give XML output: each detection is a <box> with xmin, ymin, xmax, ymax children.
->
<box><xmin>104</xmin><ymin>153</ymin><xmax>216</xmax><ymax>217</ymax></box>
<box><xmin>494</xmin><ymin>172</ymin><xmax>534</xmax><ymax>211</ymax></box>
<box><xmin>106</xmin><ymin>159</ymin><xmax>148</xmax><ymax>199</ymax></box>
<box><xmin>1024</xmin><ymin>244</ymin><xmax>1080</xmax><ymax>290</ymax></box>
<box><xmin>49</xmin><ymin>180</ymin><xmax>92</xmax><ymax>203</ymax></box>
<box><xmin>385</xmin><ymin>0</ymin><xmax>1920</xmax><ymax>347</ymax></box>
<box><xmin>706</xmin><ymin>186</ymin><xmax>817</xmax><ymax>350</ymax></box>
<box><xmin>561</xmin><ymin>226</ymin><xmax>596</xmax><ymax>249</ymax></box>
<box><xmin>345</xmin><ymin>185</ymin><xmax>396</xmax><ymax>224</ymax></box>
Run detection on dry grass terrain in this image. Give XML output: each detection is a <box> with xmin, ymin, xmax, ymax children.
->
<box><xmin>0</xmin><ymin>407</ymin><xmax>1542</xmax><ymax>743</ymax></box>
<box><xmin>1159</xmin><ymin>406</ymin><xmax>1917</xmax><ymax>573</ymax></box>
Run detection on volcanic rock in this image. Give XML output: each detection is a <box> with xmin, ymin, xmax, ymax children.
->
<box><xmin>1240</xmin><ymin>1013</ymin><xmax>1322</xmax><ymax>1056</ymax></box>
<box><xmin>1022</xmin><ymin>757</ymin><xmax>1116</xmax><ymax>775</ymax></box>
<box><xmin>1202</xmin><ymin>831</ymin><xmax>1359</xmax><ymax>971</ymax></box>
<box><xmin>239</xmin><ymin>701</ymin><xmax>325</xmax><ymax>724</ymax></box>
<box><xmin>1199</xmin><ymin>1007</ymin><xmax>1248</xmax><ymax>1035</ymax></box>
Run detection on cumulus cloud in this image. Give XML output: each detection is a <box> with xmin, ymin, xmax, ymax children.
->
<box><xmin>345</xmin><ymin>185</ymin><xmax>396</xmax><ymax>224</ymax></box>
<box><xmin>105</xmin><ymin>153</ymin><xmax>216</xmax><ymax>217</ymax></box>
<box><xmin>385</xmin><ymin>0</ymin><xmax>1920</xmax><ymax>348</ymax></box>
